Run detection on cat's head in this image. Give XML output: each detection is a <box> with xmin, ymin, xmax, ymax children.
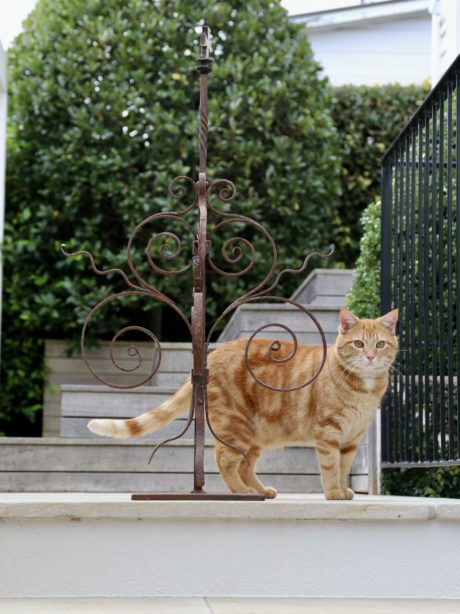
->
<box><xmin>335</xmin><ymin>309</ymin><xmax>398</xmax><ymax>375</ymax></box>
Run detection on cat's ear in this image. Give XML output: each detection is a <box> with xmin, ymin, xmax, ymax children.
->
<box><xmin>378</xmin><ymin>308</ymin><xmax>399</xmax><ymax>334</ymax></box>
<box><xmin>339</xmin><ymin>309</ymin><xmax>359</xmax><ymax>334</ymax></box>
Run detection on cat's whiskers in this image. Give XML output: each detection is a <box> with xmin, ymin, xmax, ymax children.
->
<box><xmin>333</xmin><ymin>357</ymin><xmax>363</xmax><ymax>394</ymax></box>
<box><xmin>381</xmin><ymin>359</ymin><xmax>407</xmax><ymax>385</ymax></box>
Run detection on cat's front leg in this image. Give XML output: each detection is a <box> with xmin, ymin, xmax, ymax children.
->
<box><xmin>315</xmin><ymin>436</ymin><xmax>348</xmax><ymax>500</ymax></box>
<box><xmin>339</xmin><ymin>432</ymin><xmax>366</xmax><ymax>500</ymax></box>
<box><xmin>339</xmin><ymin>442</ymin><xmax>359</xmax><ymax>500</ymax></box>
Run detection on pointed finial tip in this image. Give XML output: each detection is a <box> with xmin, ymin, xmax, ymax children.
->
<box><xmin>196</xmin><ymin>24</ymin><xmax>213</xmax><ymax>74</ymax></box>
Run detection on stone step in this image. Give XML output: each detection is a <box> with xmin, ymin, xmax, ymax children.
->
<box><xmin>290</xmin><ymin>268</ymin><xmax>355</xmax><ymax>306</ymax></box>
<box><xmin>44</xmin><ymin>342</ymin><xmax>214</xmax><ymax>436</ymax></box>
<box><xmin>150</xmin><ymin>343</ymin><xmax>220</xmax><ymax>384</ymax></box>
<box><xmin>218</xmin><ymin>303</ymin><xmax>341</xmax><ymax>343</ymax></box>
<box><xmin>44</xmin><ymin>340</ymin><xmax>158</xmax><ymax>437</ymax></box>
<box><xmin>61</xmin><ymin>416</ymin><xmax>205</xmax><ymax>439</ymax></box>
<box><xmin>0</xmin><ymin>438</ymin><xmax>368</xmax><ymax>494</ymax></box>
<box><xmin>60</xmin><ymin>384</ymin><xmax>206</xmax><ymax>438</ymax></box>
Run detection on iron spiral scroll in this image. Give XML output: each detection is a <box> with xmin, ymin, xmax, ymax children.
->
<box><xmin>62</xmin><ymin>25</ymin><xmax>333</xmax><ymax>500</ymax></box>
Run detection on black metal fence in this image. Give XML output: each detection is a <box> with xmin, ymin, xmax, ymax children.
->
<box><xmin>381</xmin><ymin>55</ymin><xmax>460</xmax><ymax>467</ymax></box>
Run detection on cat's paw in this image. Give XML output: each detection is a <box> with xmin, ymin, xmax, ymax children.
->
<box><xmin>263</xmin><ymin>487</ymin><xmax>278</xmax><ymax>499</ymax></box>
<box><xmin>241</xmin><ymin>487</ymin><xmax>258</xmax><ymax>494</ymax></box>
<box><xmin>324</xmin><ymin>488</ymin><xmax>353</xmax><ymax>500</ymax></box>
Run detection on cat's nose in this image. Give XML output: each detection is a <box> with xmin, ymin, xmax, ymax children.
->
<box><xmin>367</xmin><ymin>355</ymin><xmax>375</xmax><ymax>362</ymax></box>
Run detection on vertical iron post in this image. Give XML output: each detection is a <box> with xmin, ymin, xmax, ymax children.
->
<box><xmin>381</xmin><ymin>160</ymin><xmax>392</xmax><ymax>464</ymax></box>
<box><xmin>191</xmin><ymin>26</ymin><xmax>213</xmax><ymax>493</ymax></box>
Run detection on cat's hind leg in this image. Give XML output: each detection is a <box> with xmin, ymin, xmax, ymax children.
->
<box><xmin>215</xmin><ymin>443</ymin><xmax>258</xmax><ymax>495</ymax></box>
<box><xmin>238</xmin><ymin>446</ymin><xmax>277</xmax><ymax>498</ymax></box>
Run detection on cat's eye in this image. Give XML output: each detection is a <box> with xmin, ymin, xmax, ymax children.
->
<box><xmin>376</xmin><ymin>341</ymin><xmax>385</xmax><ymax>348</ymax></box>
<box><xmin>354</xmin><ymin>340</ymin><xmax>364</xmax><ymax>348</ymax></box>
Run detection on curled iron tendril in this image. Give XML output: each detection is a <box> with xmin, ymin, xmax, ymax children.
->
<box><xmin>81</xmin><ymin>294</ymin><xmax>164</xmax><ymax>389</ymax></box>
<box><xmin>146</xmin><ymin>231</ymin><xmax>192</xmax><ymax>276</ymax></box>
<box><xmin>259</xmin><ymin>244</ymin><xmax>336</xmax><ymax>298</ymax></box>
<box><xmin>127</xmin><ymin>212</ymin><xmax>195</xmax><ymax>287</ymax></box>
<box><xmin>168</xmin><ymin>175</ymin><xmax>198</xmax><ymax>214</ymax></box>
<box><xmin>61</xmin><ymin>245</ymin><xmax>142</xmax><ymax>292</ymax></box>
<box><xmin>242</xmin><ymin>299</ymin><xmax>328</xmax><ymax>392</ymax></box>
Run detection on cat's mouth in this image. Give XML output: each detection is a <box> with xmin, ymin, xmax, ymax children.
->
<box><xmin>357</xmin><ymin>359</ymin><xmax>384</xmax><ymax>372</ymax></box>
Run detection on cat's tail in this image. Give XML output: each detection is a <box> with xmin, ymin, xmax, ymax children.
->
<box><xmin>87</xmin><ymin>378</ymin><xmax>192</xmax><ymax>439</ymax></box>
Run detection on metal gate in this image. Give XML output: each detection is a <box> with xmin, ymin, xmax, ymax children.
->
<box><xmin>381</xmin><ymin>55</ymin><xmax>460</xmax><ymax>467</ymax></box>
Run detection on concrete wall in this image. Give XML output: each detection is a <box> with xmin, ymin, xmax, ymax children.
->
<box><xmin>1</xmin><ymin>493</ymin><xmax>460</xmax><ymax>598</ymax></box>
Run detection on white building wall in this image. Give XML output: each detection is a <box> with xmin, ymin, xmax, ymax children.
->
<box><xmin>431</xmin><ymin>0</ymin><xmax>460</xmax><ymax>82</ymax></box>
<box><xmin>307</xmin><ymin>15</ymin><xmax>432</xmax><ymax>86</ymax></box>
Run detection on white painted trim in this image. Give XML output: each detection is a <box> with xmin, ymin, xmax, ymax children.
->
<box><xmin>291</xmin><ymin>0</ymin><xmax>431</xmax><ymax>30</ymax></box>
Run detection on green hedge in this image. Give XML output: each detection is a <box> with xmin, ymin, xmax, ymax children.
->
<box><xmin>1</xmin><ymin>0</ymin><xmax>342</xmax><ymax>435</ymax></box>
<box><xmin>331</xmin><ymin>83</ymin><xmax>429</xmax><ymax>265</ymax></box>
<box><xmin>346</xmin><ymin>198</ymin><xmax>381</xmax><ymax>319</ymax></box>
<box><xmin>347</xmin><ymin>199</ymin><xmax>460</xmax><ymax>498</ymax></box>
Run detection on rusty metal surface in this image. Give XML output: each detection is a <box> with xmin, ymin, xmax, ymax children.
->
<box><xmin>62</xmin><ymin>25</ymin><xmax>332</xmax><ymax>499</ymax></box>
<box><xmin>131</xmin><ymin>493</ymin><xmax>264</xmax><ymax>501</ymax></box>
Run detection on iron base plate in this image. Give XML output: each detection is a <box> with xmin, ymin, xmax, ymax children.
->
<box><xmin>131</xmin><ymin>492</ymin><xmax>266</xmax><ymax>501</ymax></box>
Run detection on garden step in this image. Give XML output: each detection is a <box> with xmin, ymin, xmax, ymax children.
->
<box><xmin>44</xmin><ymin>342</ymin><xmax>217</xmax><ymax>437</ymax></box>
<box><xmin>290</xmin><ymin>268</ymin><xmax>354</xmax><ymax>306</ymax></box>
<box><xmin>218</xmin><ymin>302</ymin><xmax>341</xmax><ymax>343</ymax></box>
<box><xmin>60</xmin><ymin>384</ymin><xmax>198</xmax><ymax>438</ymax></box>
<box><xmin>0</xmin><ymin>437</ymin><xmax>368</xmax><ymax>494</ymax></box>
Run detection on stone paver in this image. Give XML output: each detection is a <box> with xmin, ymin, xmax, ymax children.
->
<box><xmin>0</xmin><ymin>598</ymin><xmax>208</xmax><ymax>614</ymax></box>
<box><xmin>1</xmin><ymin>598</ymin><xmax>460</xmax><ymax>613</ymax></box>
<box><xmin>209</xmin><ymin>598</ymin><xmax>460</xmax><ymax>613</ymax></box>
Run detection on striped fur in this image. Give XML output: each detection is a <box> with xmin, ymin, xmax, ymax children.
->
<box><xmin>88</xmin><ymin>309</ymin><xmax>398</xmax><ymax>499</ymax></box>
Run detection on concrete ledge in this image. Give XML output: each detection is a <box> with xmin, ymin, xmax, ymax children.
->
<box><xmin>1</xmin><ymin>597</ymin><xmax>460</xmax><ymax>614</ymax></box>
<box><xmin>0</xmin><ymin>493</ymin><xmax>458</xmax><ymax>522</ymax></box>
<box><xmin>2</xmin><ymin>494</ymin><xmax>460</xmax><ymax>599</ymax></box>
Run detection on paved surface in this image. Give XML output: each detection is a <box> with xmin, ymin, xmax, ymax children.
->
<box><xmin>1</xmin><ymin>598</ymin><xmax>460</xmax><ymax>613</ymax></box>
<box><xmin>2</xmin><ymin>492</ymin><xmax>460</xmax><ymax>521</ymax></box>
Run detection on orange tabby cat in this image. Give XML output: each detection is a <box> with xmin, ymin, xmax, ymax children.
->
<box><xmin>89</xmin><ymin>308</ymin><xmax>398</xmax><ymax>500</ymax></box>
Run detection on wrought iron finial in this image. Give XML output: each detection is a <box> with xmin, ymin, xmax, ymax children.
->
<box><xmin>197</xmin><ymin>25</ymin><xmax>211</xmax><ymax>174</ymax></box>
<box><xmin>196</xmin><ymin>25</ymin><xmax>212</xmax><ymax>74</ymax></box>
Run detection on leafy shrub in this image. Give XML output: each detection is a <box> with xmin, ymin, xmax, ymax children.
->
<box><xmin>1</xmin><ymin>0</ymin><xmax>342</xmax><ymax>434</ymax></box>
<box><xmin>346</xmin><ymin>198</ymin><xmax>381</xmax><ymax>319</ymax></box>
<box><xmin>331</xmin><ymin>83</ymin><xmax>429</xmax><ymax>265</ymax></box>
<box><xmin>382</xmin><ymin>465</ymin><xmax>460</xmax><ymax>499</ymax></box>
